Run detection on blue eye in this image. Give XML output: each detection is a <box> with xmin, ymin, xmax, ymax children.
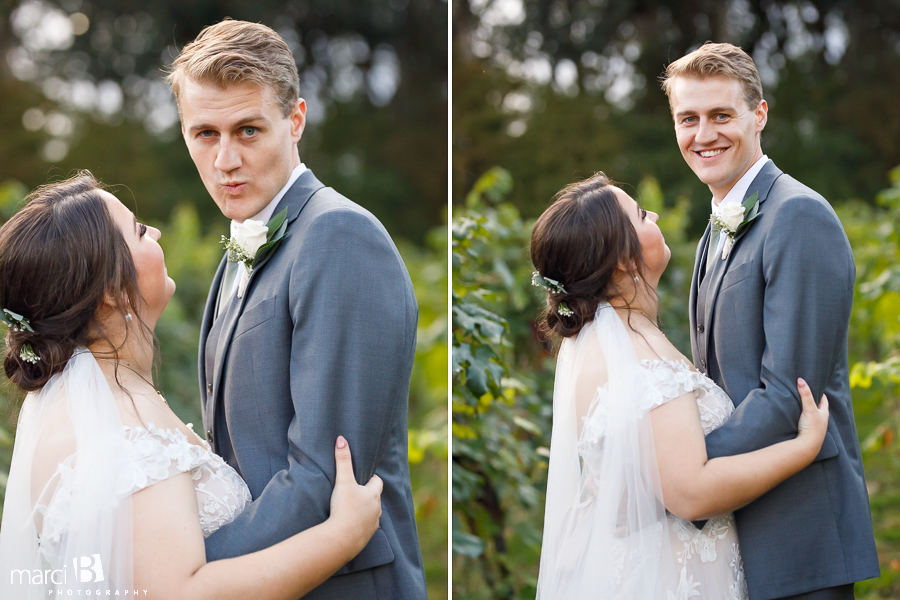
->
<box><xmin>242</xmin><ymin>126</ymin><xmax>258</xmax><ymax>136</ymax></box>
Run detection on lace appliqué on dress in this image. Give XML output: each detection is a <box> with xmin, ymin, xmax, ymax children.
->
<box><xmin>121</xmin><ymin>424</ymin><xmax>252</xmax><ymax>538</ymax></box>
<box><xmin>36</xmin><ymin>424</ymin><xmax>251</xmax><ymax>567</ymax></box>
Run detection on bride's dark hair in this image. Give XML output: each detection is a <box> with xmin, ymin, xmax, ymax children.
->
<box><xmin>530</xmin><ymin>172</ymin><xmax>650</xmax><ymax>338</ymax></box>
<box><xmin>0</xmin><ymin>171</ymin><xmax>147</xmax><ymax>391</ymax></box>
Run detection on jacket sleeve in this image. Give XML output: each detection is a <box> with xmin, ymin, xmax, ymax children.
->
<box><xmin>704</xmin><ymin>195</ymin><xmax>853</xmax><ymax>460</ymax></box>
<box><xmin>203</xmin><ymin>206</ymin><xmax>418</xmax><ymax>574</ymax></box>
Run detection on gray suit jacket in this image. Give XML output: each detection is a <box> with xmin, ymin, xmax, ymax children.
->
<box><xmin>689</xmin><ymin>160</ymin><xmax>879</xmax><ymax>599</ymax></box>
<box><xmin>198</xmin><ymin>169</ymin><xmax>427</xmax><ymax>600</ymax></box>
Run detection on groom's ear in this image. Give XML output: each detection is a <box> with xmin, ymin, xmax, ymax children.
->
<box><xmin>289</xmin><ymin>98</ymin><xmax>306</xmax><ymax>143</ymax></box>
<box><xmin>754</xmin><ymin>99</ymin><xmax>768</xmax><ymax>132</ymax></box>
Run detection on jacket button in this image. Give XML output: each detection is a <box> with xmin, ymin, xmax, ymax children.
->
<box><xmin>697</xmin><ymin>324</ymin><xmax>704</xmax><ymax>333</ymax></box>
<box><xmin>207</xmin><ymin>383</ymin><xmax>212</xmax><ymax>394</ymax></box>
<box><xmin>701</xmin><ymin>360</ymin><xmax>707</xmax><ymax>372</ymax></box>
<box><xmin>206</xmin><ymin>430</ymin><xmax>214</xmax><ymax>445</ymax></box>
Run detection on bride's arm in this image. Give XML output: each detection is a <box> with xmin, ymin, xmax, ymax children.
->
<box><xmin>650</xmin><ymin>378</ymin><xmax>828</xmax><ymax>522</ymax></box>
<box><xmin>132</xmin><ymin>438</ymin><xmax>381</xmax><ymax>600</ymax></box>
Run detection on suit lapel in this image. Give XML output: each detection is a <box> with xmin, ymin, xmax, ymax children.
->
<box><xmin>701</xmin><ymin>160</ymin><xmax>783</xmax><ymax>339</ymax></box>
<box><xmin>689</xmin><ymin>224</ymin><xmax>712</xmax><ymax>367</ymax></box>
<box><xmin>208</xmin><ymin>169</ymin><xmax>327</xmax><ymax>426</ymax></box>
<box><xmin>199</xmin><ymin>255</ymin><xmax>227</xmax><ymax>405</ymax></box>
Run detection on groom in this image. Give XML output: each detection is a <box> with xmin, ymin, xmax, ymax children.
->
<box><xmin>167</xmin><ymin>20</ymin><xmax>426</xmax><ymax>599</ymax></box>
<box><xmin>663</xmin><ymin>43</ymin><xmax>879</xmax><ymax>599</ymax></box>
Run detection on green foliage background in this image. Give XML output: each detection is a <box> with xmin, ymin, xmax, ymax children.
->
<box><xmin>452</xmin><ymin>166</ymin><xmax>900</xmax><ymax>599</ymax></box>
<box><xmin>453</xmin><ymin>1</ymin><xmax>900</xmax><ymax>598</ymax></box>
<box><xmin>0</xmin><ymin>1</ymin><xmax>447</xmax><ymax>597</ymax></box>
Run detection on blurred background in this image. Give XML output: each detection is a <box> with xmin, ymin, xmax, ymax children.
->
<box><xmin>452</xmin><ymin>1</ymin><xmax>900</xmax><ymax>598</ymax></box>
<box><xmin>0</xmin><ymin>0</ymin><xmax>448</xmax><ymax>597</ymax></box>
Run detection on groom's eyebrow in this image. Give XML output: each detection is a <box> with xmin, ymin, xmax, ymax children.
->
<box><xmin>186</xmin><ymin>115</ymin><xmax>266</xmax><ymax>134</ymax></box>
<box><xmin>674</xmin><ymin>106</ymin><xmax>735</xmax><ymax>119</ymax></box>
<box><xmin>233</xmin><ymin>115</ymin><xmax>265</xmax><ymax>127</ymax></box>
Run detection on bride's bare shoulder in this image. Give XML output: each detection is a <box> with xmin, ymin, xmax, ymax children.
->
<box><xmin>626</xmin><ymin>320</ymin><xmax>692</xmax><ymax>367</ymax></box>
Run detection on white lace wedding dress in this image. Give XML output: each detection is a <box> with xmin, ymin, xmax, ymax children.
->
<box><xmin>536</xmin><ymin>305</ymin><xmax>749</xmax><ymax>600</ymax></box>
<box><xmin>637</xmin><ymin>358</ymin><xmax>748</xmax><ymax>600</ymax></box>
<box><xmin>0</xmin><ymin>349</ymin><xmax>252</xmax><ymax>598</ymax></box>
<box><xmin>36</xmin><ymin>423</ymin><xmax>252</xmax><ymax>567</ymax></box>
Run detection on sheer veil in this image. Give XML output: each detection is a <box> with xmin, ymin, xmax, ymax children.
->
<box><xmin>0</xmin><ymin>349</ymin><xmax>134</xmax><ymax>598</ymax></box>
<box><xmin>536</xmin><ymin>303</ymin><xmax>677</xmax><ymax>599</ymax></box>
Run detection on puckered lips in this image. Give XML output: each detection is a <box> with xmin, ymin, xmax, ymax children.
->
<box><xmin>222</xmin><ymin>181</ymin><xmax>248</xmax><ymax>195</ymax></box>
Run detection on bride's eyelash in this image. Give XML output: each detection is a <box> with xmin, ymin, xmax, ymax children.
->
<box><xmin>640</xmin><ymin>208</ymin><xmax>647</xmax><ymax>220</ymax></box>
<box><xmin>139</xmin><ymin>223</ymin><xmax>147</xmax><ymax>237</ymax></box>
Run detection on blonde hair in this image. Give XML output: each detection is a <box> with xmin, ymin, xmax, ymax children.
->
<box><xmin>166</xmin><ymin>19</ymin><xmax>299</xmax><ymax>117</ymax></box>
<box><xmin>660</xmin><ymin>42</ymin><xmax>763</xmax><ymax>111</ymax></box>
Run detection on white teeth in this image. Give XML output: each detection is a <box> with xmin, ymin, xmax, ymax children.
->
<box><xmin>699</xmin><ymin>149</ymin><xmax>725</xmax><ymax>157</ymax></box>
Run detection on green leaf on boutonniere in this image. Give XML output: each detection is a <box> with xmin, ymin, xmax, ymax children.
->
<box><xmin>251</xmin><ymin>209</ymin><xmax>289</xmax><ymax>268</ymax></box>
<box><xmin>735</xmin><ymin>191</ymin><xmax>761</xmax><ymax>236</ymax></box>
<box><xmin>265</xmin><ymin>208</ymin><xmax>287</xmax><ymax>238</ymax></box>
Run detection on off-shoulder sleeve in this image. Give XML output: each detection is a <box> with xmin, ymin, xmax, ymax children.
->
<box><xmin>641</xmin><ymin>358</ymin><xmax>708</xmax><ymax>410</ymax></box>
<box><xmin>118</xmin><ymin>425</ymin><xmax>211</xmax><ymax>497</ymax></box>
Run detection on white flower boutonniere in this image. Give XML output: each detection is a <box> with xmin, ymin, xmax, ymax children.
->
<box><xmin>221</xmin><ymin>208</ymin><xmax>288</xmax><ymax>298</ymax></box>
<box><xmin>710</xmin><ymin>191</ymin><xmax>761</xmax><ymax>260</ymax></box>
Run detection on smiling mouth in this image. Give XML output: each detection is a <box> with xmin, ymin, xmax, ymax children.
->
<box><xmin>697</xmin><ymin>149</ymin><xmax>727</xmax><ymax>158</ymax></box>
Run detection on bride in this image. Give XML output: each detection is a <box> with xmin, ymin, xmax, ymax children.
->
<box><xmin>0</xmin><ymin>172</ymin><xmax>383</xmax><ymax>598</ymax></box>
<box><xmin>529</xmin><ymin>172</ymin><xmax>830</xmax><ymax>599</ymax></box>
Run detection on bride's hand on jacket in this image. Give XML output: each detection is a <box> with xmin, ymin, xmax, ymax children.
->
<box><xmin>329</xmin><ymin>436</ymin><xmax>383</xmax><ymax>557</ymax></box>
<box><xmin>795</xmin><ymin>378</ymin><xmax>829</xmax><ymax>456</ymax></box>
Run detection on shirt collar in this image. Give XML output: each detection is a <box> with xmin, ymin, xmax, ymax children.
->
<box><xmin>711</xmin><ymin>154</ymin><xmax>768</xmax><ymax>215</ymax></box>
<box><xmin>233</xmin><ymin>163</ymin><xmax>307</xmax><ymax>231</ymax></box>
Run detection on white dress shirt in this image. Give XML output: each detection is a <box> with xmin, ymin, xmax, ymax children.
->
<box><xmin>710</xmin><ymin>154</ymin><xmax>768</xmax><ymax>258</ymax></box>
<box><xmin>226</xmin><ymin>163</ymin><xmax>306</xmax><ymax>297</ymax></box>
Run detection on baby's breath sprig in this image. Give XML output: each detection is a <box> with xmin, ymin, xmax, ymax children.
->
<box><xmin>19</xmin><ymin>343</ymin><xmax>40</xmax><ymax>364</ymax></box>
<box><xmin>221</xmin><ymin>236</ymin><xmax>254</xmax><ymax>264</ymax></box>
<box><xmin>709</xmin><ymin>214</ymin><xmax>737</xmax><ymax>238</ymax></box>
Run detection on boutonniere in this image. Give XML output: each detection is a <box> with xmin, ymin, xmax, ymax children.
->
<box><xmin>710</xmin><ymin>191</ymin><xmax>761</xmax><ymax>260</ymax></box>
<box><xmin>221</xmin><ymin>208</ymin><xmax>288</xmax><ymax>298</ymax></box>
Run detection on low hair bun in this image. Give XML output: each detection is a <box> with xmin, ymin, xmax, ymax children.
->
<box><xmin>546</xmin><ymin>294</ymin><xmax>597</xmax><ymax>338</ymax></box>
<box><xmin>4</xmin><ymin>332</ymin><xmax>77</xmax><ymax>393</ymax></box>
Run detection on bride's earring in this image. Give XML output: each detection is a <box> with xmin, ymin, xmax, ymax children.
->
<box><xmin>634</xmin><ymin>275</ymin><xmax>640</xmax><ymax>283</ymax></box>
<box><xmin>125</xmin><ymin>312</ymin><xmax>133</xmax><ymax>322</ymax></box>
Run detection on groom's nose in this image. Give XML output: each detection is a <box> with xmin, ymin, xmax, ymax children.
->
<box><xmin>214</xmin><ymin>138</ymin><xmax>242</xmax><ymax>173</ymax></box>
<box><xmin>695</xmin><ymin>119</ymin><xmax>718</xmax><ymax>145</ymax></box>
